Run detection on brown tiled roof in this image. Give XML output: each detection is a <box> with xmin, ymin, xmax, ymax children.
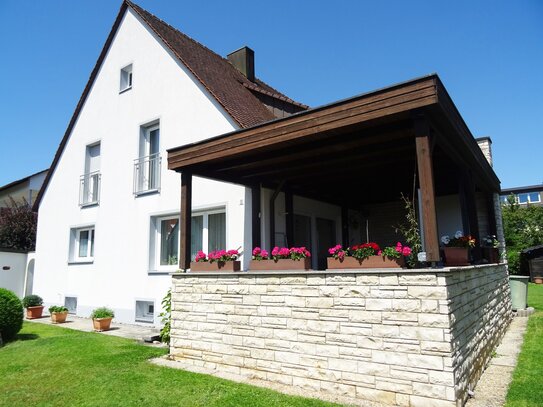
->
<box><xmin>34</xmin><ymin>0</ymin><xmax>306</xmax><ymax>210</ymax></box>
<box><xmin>128</xmin><ymin>1</ymin><xmax>306</xmax><ymax>127</ymax></box>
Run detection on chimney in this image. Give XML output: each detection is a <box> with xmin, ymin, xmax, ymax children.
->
<box><xmin>227</xmin><ymin>46</ymin><xmax>255</xmax><ymax>82</ymax></box>
<box><xmin>476</xmin><ymin>137</ymin><xmax>493</xmax><ymax>167</ymax></box>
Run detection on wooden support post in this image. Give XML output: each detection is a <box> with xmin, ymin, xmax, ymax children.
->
<box><xmin>285</xmin><ymin>190</ymin><xmax>294</xmax><ymax>247</ymax></box>
<box><xmin>414</xmin><ymin>118</ymin><xmax>440</xmax><ymax>262</ymax></box>
<box><xmin>341</xmin><ymin>206</ymin><xmax>349</xmax><ymax>247</ymax></box>
<box><xmin>179</xmin><ymin>171</ymin><xmax>192</xmax><ymax>270</ymax></box>
<box><xmin>251</xmin><ymin>185</ymin><xmax>261</xmax><ymax>249</ymax></box>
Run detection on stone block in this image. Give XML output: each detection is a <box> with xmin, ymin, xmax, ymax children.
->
<box><xmin>320</xmin><ymin>380</ymin><xmax>356</xmax><ymax>397</ymax></box>
<box><xmin>349</xmin><ymin>310</ymin><xmax>382</xmax><ymax>323</ymax></box>
<box><xmin>306</xmin><ymin>297</ymin><xmax>334</xmax><ymax>308</ymax></box>
<box><xmin>292</xmin><ymin>376</ymin><xmax>321</xmax><ymax>392</ymax></box>
<box><xmin>356</xmin><ymin>275</ymin><xmax>380</xmax><ymax>285</ymax></box>
<box><xmin>307</xmin><ymin>320</ymin><xmax>340</xmax><ymax>333</ymax></box>
<box><xmin>375</xmin><ymin>377</ymin><xmax>413</xmax><ymax>394</ymax></box>
<box><xmin>379</xmin><ymin>274</ymin><xmax>399</xmax><ymax>285</ymax></box>
<box><xmin>392</xmin><ymin>299</ymin><xmax>421</xmax><ymax>312</ymax></box>
<box><xmin>408</xmin><ymin>285</ymin><xmax>448</xmax><ymax>299</ymax></box>
<box><xmin>366</xmin><ymin>298</ymin><xmax>393</xmax><ymax>311</ymax></box>
<box><xmin>356</xmin><ymin>387</ymin><xmax>397</xmax><ymax>405</ymax></box>
<box><xmin>338</xmin><ymin>286</ymin><xmax>371</xmax><ymax>297</ymax></box>
<box><xmin>409</xmin><ymin>395</ymin><xmax>456</xmax><ymax>407</ymax></box>
<box><xmin>358</xmin><ymin>360</ymin><xmax>390</xmax><ymax>376</ymax></box>
<box><xmin>406</xmin><ymin>354</ymin><xmax>443</xmax><ymax>370</ymax></box>
<box><xmin>372</xmin><ymin>325</ymin><xmax>400</xmax><ymax>338</ymax></box>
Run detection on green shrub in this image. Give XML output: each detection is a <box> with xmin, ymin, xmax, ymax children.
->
<box><xmin>90</xmin><ymin>307</ymin><xmax>114</xmax><ymax>319</ymax></box>
<box><xmin>159</xmin><ymin>289</ymin><xmax>171</xmax><ymax>344</ymax></box>
<box><xmin>48</xmin><ymin>305</ymin><xmax>68</xmax><ymax>313</ymax></box>
<box><xmin>0</xmin><ymin>288</ymin><xmax>24</xmax><ymax>342</ymax></box>
<box><xmin>22</xmin><ymin>294</ymin><xmax>43</xmax><ymax>308</ymax></box>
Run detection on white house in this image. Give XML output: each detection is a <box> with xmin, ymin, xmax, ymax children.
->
<box><xmin>33</xmin><ymin>1</ymin><xmax>503</xmax><ymax>326</ymax></box>
<box><xmin>32</xmin><ymin>0</ymin><xmax>315</xmax><ymax>324</ymax></box>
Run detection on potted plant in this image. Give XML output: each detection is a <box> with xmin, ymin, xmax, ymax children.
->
<box><xmin>481</xmin><ymin>235</ymin><xmax>500</xmax><ymax>263</ymax></box>
<box><xmin>48</xmin><ymin>305</ymin><xmax>69</xmax><ymax>324</ymax></box>
<box><xmin>441</xmin><ymin>231</ymin><xmax>475</xmax><ymax>266</ymax></box>
<box><xmin>90</xmin><ymin>307</ymin><xmax>115</xmax><ymax>331</ymax></box>
<box><xmin>190</xmin><ymin>249</ymin><xmax>241</xmax><ymax>272</ymax></box>
<box><xmin>249</xmin><ymin>247</ymin><xmax>312</xmax><ymax>270</ymax></box>
<box><xmin>327</xmin><ymin>242</ymin><xmax>410</xmax><ymax>269</ymax></box>
<box><xmin>22</xmin><ymin>294</ymin><xmax>44</xmax><ymax>319</ymax></box>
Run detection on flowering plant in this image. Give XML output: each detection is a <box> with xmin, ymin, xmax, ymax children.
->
<box><xmin>482</xmin><ymin>235</ymin><xmax>499</xmax><ymax>248</ymax></box>
<box><xmin>251</xmin><ymin>247</ymin><xmax>311</xmax><ymax>262</ymax></box>
<box><xmin>252</xmin><ymin>247</ymin><xmax>269</xmax><ymax>260</ymax></box>
<box><xmin>195</xmin><ymin>249</ymin><xmax>240</xmax><ymax>263</ymax></box>
<box><xmin>441</xmin><ymin>231</ymin><xmax>476</xmax><ymax>248</ymax></box>
<box><xmin>349</xmin><ymin>242</ymin><xmax>381</xmax><ymax>260</ymax></box>
<box><xmin>328</xmin><ymin>244</ymin><xmax>347</xmax><ymax>261</ymax></box>
<box><xmin>381</xmin><ymin>242</ymin><xmax>412</xmax><ymax>259</ymax></box>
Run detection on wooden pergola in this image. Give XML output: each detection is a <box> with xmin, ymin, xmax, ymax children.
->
<box><xmin>167</xmin><ymin>75</ymin><xmax>500</xmax><ymax>270</ymax></box>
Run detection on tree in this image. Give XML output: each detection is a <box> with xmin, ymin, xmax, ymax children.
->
<box><xmin>0</xmin><ymin>198</ymin><xmax>37</xmax><ymax>251</ymax></box>
<box><xmin>501</xmin><ymin>195</ymin><xmax>543</xmax><ymax>274</ymax></box>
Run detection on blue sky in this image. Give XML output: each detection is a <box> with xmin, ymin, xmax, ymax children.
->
<box><xmin>0</xmin><ymin>0</ymin><xmax>541</xmax><ymax>189</ymax></box>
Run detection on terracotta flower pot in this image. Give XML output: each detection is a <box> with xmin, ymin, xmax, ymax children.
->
<box><xmin>327</xmin><ymin>256</ymin><xmax>405</xmax><ymax>269</ymax></box>
<box><xmin>190</xmin><ymin>260</ymin><xmax>241</xmax><ymax>272</ymax></box>
<box><xmin>50</xmin><ymin>311</ymin><xmax>68</xmax><ymax>324</ymax></box>
<box><xmin>26</xmin><ymin>305</ymin><xmax>44</xmax><ymax>319</ymax></box>
<box><xmin>534</xmin><ymin>277</ymin><xmax>543</xmax><ymax>285</ymax></box>
<box><xmin>93</xmin><ymin>317</ymin><xmax>113</xmax><ymax>332</ymax></box>
<box><xmin>249</xmin><ymin>258</ymin><xmax>312</xmax><ymax>271</ymax></box>
<box><xmin>443</xmin><ymin>247</ymin><xmax>470</xmax><ymax>266</ymax></box>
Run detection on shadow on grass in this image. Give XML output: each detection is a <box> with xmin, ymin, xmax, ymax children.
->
<box><xmin>16</xmin><ymin>333</ymin><xmax>39</xmax><ymax>341</ymax></box>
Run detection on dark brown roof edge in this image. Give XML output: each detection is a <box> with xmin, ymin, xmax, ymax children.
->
<box><xmin>0</xmin><ymin>169</ymin><xmax>48</xmax><ymax>194</ymax></box>
<box><xmin>33</xmin><ymin>1</ymin><xmax>130</xmax><ymax>211</ymax></box>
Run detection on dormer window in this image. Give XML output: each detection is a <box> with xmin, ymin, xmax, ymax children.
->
<box><xmin>120</xmin><ymin>64</ymin><xmax>133</xmax><ymax>92</ymax></box>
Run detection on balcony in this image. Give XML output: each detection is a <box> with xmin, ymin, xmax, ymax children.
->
<box><xmin>134</xmin><ymin>153</ymin><xmax>161</xmax><ymax>195</ymax></box>
<box><xmin>79</xmin><ymin>171</ymin><xmax>101</xmax><ymax>206</ymax></box>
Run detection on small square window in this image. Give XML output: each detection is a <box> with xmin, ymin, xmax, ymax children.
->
<box><xmin>528</xmin><ymin>192</ymin><xmax>541</xmax><ymax>203</ymax></box>
<box><xmin>135</xmin><ymin>300</ymin><xmax>154</xmax><ymax>323</ymax></box>
<box><xmin>69</xmin><ymin>226</ymin><xmax>95</xmax><ymax>263</ymax></box>
<box><xmin>64</xmin><ymin>297</ymin><xmax>77</xmax><ymax>314</ymax></box>
<box><xmin>518</xmin><ymin>193</ymin><xmax>528</xmax><ymax>204</ymax></box>
<box><xmin>120</xmin><ymin>64</ymin><xmax>133</xmax><ymax>92</ymax></box>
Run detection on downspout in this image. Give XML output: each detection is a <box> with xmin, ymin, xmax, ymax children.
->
<box><xmin>269</xmin><ymin>181</ymin><xmax>285</xmax><ymax>248</ymax></box>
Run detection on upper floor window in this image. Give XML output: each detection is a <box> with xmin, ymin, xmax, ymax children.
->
<box><xmin>120</xmin><ymin>64</ymin><xmax>133</xmax><ymax>92</ymax></box>
<box><xmin>80</xmin><ymin>142</ymin><xmax>101</xmax><ymax>206</ymax></box>
<box><xmin>528</xmin><ymin>192</ymin><xmax>541</xmax><ymax>203</ymax></box>
<box><xmin>134</xmin><ymin>123</ymin><xmax>161</xmax><ymax>195</ymax></box>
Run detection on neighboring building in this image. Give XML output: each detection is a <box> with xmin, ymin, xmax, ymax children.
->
<box><xmin>0</xmin><ymin>169</ymin><xmax>48</xmax><ymax>208</ymax></box>
<box><xmin>33</xmin><ymin>0</ymin><xmax>502</xmax><ymax>326</ymax></box>
<box><xmin>500</xmin><ymin>184</ymin><xmax>543</xmax><ymax>206</ymax></box>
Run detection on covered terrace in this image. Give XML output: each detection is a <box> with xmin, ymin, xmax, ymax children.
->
<box><xmin>167</xmin><ymin>74</ymin><xmax>501</xmax><ymax>270</ymax></box>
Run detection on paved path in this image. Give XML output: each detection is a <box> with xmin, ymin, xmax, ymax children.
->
<box><xmin>29</xmin><ymin>314</ymin><xmax>164</xmax><ymax>344</ymax></box>
<box><xmin>465</xmin><ymin>315</ymin><xmax>529</xmax><ymax>407</ymax></box>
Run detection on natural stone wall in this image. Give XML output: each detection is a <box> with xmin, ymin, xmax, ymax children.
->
<box><xmin>170</xmin><ymin>265</ymin><xmax>511</xmax><ymax>406</ymax></box>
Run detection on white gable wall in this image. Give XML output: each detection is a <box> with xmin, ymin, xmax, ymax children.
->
<box><xmin>34</xmin><ymin>9</ymin><xmax>248</xmax><ymax>324</ymax></box>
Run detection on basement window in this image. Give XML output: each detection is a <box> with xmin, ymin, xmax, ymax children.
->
<box><xmin>64</xmin><ymin>297</ymin><xmax>77</xmax><ymax>314</ymax></box>
<box><xmin>135</xmin><ymin>300</ymin><xmax>154</xmax><ymax>323</ymax></box>
<box><xmin>120</xmin><ymin>64</ymin><xmax>133</xmax><ymax>92</ymax></box>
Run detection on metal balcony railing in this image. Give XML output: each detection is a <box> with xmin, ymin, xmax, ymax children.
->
<box><xmin>134</xmin><ymin>153</ymin><xmax>161</xmax><ymax>195</ymax></box>
<box><xmin>79</xmin><ymin>171</ymin><xmax>101</xmax><ymax>206</ymax></box>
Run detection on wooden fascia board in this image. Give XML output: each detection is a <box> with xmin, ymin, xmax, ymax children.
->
<box><xmin>32</xmin><ymin>2</ymin><xmax>130</xmax><ymax>211</ymax></box>
<box><xmin>167</xmin><ymin>77</ymin><xmax>439</xmax><ymax>170</ymax></box>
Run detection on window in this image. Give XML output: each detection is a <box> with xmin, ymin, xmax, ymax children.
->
<box><xmin>150</xmin><ymin>209</ymin><xmax>226</xmax><ymax>271</ymax></box>
<box><xmin>120</xmin><ymin>64</ymin><xmax>133</xmax><ymax>92</ymax></box>
<box><xmin>80</xmin><ymin>142</ymin><xmax>101</xmax><ymax>206</ymax></box>
<box><xmin>135</xmin><ymin>300</ymin><xmax>154</xmax><ymax>323</ymax></box>
<box><xmin>64</xmin><ymin>297</ymin><xmax>77</xmax><ymax>314</ymax></box>
<box><xmin>528</xmin><ymin>192</ymin><xmax>541</xmax><ymax>203</ymax></box>
<box><xmin>69</xmin><ymin>226</ymin><xmax>95</xmax><ymax>263</ymax></box>
<box><xmin>134</xmin><ymin>123</ymin><xmax>161</xmax><ymax>195</ymax></box>
<box><xmin>517</xmin><ymin>193</ymin><xmax>529</xmax><ymax>204</ymax></box>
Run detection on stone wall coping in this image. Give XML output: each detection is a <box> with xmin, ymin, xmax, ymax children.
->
<box><xmin>172</xmin><ymin>264</ymin><xmax>504</xmax><ymax>278</ymax></box>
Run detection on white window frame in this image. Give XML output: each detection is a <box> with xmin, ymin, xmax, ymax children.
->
<box><xmin>69</xmin><ymin>225</ymin><xmax>95</xmax><ymax>264</ymax></box>
<box><xmin>135</xmin><ymin>299</ymin><xmax>155</xmax><ymax>323</ymax></box>
<box><xmin>120</xmin><ymin>64</ymin><xmax>133</xmax><ymax>92</ymax></box>
<box><xmin>150</xmin><ymin>208</ymin><xmax>226</xmax><ymax>272</ymax></box>
<box><xmin>528</xmin><ymin>192</ymin><xmax>541</xmax><ymax>203</ymax></box>
<box><xmin>135</xmin><ymin>122</ymin><xmax>161</xmax><ymax>195</ymax></box>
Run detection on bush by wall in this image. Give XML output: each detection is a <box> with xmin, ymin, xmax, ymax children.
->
<box><xmin>0</xmin><ymin>288</ymin><xmax>24</xmax><ymax>342</ymax></box>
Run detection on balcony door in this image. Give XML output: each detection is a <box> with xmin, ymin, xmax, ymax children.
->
<box><xmin>136</xmin><ymin>124</ymin><xmax>160</xmax><ymax>193</ymax></box>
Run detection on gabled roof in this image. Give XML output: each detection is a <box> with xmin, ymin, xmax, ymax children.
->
<box><xmin>34</xmin><ymin>0</ymin><xmax>306</xmax><ymax>210</ymax></box>
<box><xmin>0</xmin><ymin>169</ymin><xmax>48</xmax><ymax>194</ymax></box>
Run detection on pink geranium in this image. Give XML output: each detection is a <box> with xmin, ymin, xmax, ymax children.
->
<box><xmin>195</xmin><ymin>250</ymin><xmax>207</xmax><ymax>262</ymax></box>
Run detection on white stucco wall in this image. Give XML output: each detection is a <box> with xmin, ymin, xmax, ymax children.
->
<box><xmin>34</xmin><ymin>9</ymin><xmax>246</xmax><ymax>325</ymax></box>
<box><xmin>0</xmin><ymin>251</ymin><xmax>28</xmax><ymax>297</ymax></box>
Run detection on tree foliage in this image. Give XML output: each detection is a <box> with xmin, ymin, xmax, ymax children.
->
<box><xmin>0</xmin><ymin>198</ymin><xmax>37</xmax><ymax>251</ymax></box>
<box><xmin>502</xmin><ymin>195</ymin><xmax>543</xmax><ymax>274</ymax></box>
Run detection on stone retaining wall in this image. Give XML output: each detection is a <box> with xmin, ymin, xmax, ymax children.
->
<box><xmin>170</xmin><ymin>265</ymin><xmax>511</xmax><ymax>406</ymax></box>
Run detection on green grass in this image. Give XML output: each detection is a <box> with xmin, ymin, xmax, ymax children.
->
<box><xmin>505</xmin><ymin>283</ymin><xmax>543</xmax><ymax>407</ymax></box>
<box><xmin>0</xmin><ymin>322</ymin><xmax>339</xmax><ymax>407</ymax></box>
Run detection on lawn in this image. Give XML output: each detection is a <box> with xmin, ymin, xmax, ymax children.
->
<box><xmin>505</xmin><ymin>283</ymin><xmax>543</xmax><ymax>407</ymax></box>
<box><xmin>0</xmin><ymin>323</ymin><xmax>339</xmax><ymax>407</ymax></box>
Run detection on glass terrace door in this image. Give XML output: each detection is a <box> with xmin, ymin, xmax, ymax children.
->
<box><xmin>135</xmin><ymin>125</ymin><xmax>160</xmax><ymax>194</ymax></box>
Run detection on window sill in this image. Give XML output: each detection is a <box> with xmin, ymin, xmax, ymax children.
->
<box><xmin>119</xmin><ymin>86</ymin><xmax>132</xmax><ymax>94</ymax></box>
<box><xmin>135</xmin><ymin>318</ymin><xmax>154</xmax><ymax>324</ymax></box>
<box><xmin>134</xmin><ymin>188</ymin><xmax>160</xmax><ymax>197</ymax></box>
<box><xmin>148</xmin><ymin>269</ymin><xmax>178</xmax><ymax>275</ymax></box>
<box><xmin>80</xmin><ymin>202</ymin><xmax>99</xmax><ymax>208</ymax></box>
<box><xmin>68</xmin><ymin>260</ymin><xmax>94</xmax><ymax>265</ymax></box>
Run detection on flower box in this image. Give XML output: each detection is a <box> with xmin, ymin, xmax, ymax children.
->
<box><xmin>482</xmin><ymin>247</ymin><xmax>500</xmax><ymax>264</ymax></box>
<box><xmin>327</xmin><ymin>256</ymin><xmax>405</xmax><ymax>269</ymax></box>
<box><xmin>190</xmin><ymin>260</ymin><xmax>241</xmax><ymax>272</ymax></box>
<box><xmin>249</xmin><ymin>258</ymin><xmax>311</xmax><ymax>271</ymax></box>
<box><xmin>442</xmin><ymin>247</ymin><xmax>469</xmax><ymax>266</ymax></box>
